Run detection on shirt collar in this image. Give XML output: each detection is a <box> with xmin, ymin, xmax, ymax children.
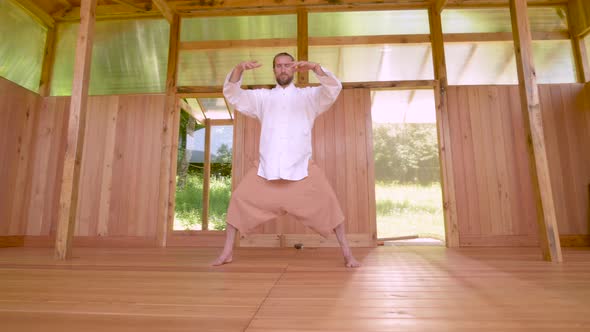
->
<box><xmin>274</xmin><ymin>82</ymin><xmax>296</xmax><ymax>91</ymax></box>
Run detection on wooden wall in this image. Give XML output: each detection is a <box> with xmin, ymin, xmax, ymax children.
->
<box><xmin>540</xmin><ymin>84</ymin><xmax>590</xmax><ymax>237</ymax></box>
<box><xmin>2</xmin><ymin>78</ymin><xmax>588</xmax><ymax>248</ymax></box>
<box><xmin>0</xmin><ymin>78</ymin><xmax>40</xmax><ymax>237</ymax></box>
<box><xmin>232</xmin><ymin>88</ymin><xmax>376</xmax><ymax>247</ymax></box>
<box><xmin>0</xmin><ymin>86</ymin><xmax>166</xmax><ymax>246</ymax></box>
<box><xmin>446</xmin><ymin>84</ymin><xmax>590</xmax><ymax>246</ymax></box>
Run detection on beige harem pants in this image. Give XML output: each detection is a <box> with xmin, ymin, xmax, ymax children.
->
<box><xmin>226</xmin><ymin>161</ymin><xmax>344</xmax><ymax>238</ymax></box>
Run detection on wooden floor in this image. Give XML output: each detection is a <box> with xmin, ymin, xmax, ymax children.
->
<box><xmin>1</xmin><ymin>246</ymin><xmax>590</xmax><ymax>332</ymax></box>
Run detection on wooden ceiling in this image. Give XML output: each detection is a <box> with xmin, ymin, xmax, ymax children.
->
<box><xmin>26</xmin><ymin>0</ymin><xmax>569</xmax><ymax>23</ymax></box>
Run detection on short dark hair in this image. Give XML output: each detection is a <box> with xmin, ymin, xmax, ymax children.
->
<box><xmin>273</xmin><ymin>52</ymin><xmax>295</xmax><ymax>68</ymax></box>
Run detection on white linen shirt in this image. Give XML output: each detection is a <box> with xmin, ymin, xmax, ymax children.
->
<box><xmin>223</xmin><ymin>68</ymin><xmax>342</xmax><ymax>181</ymax></box>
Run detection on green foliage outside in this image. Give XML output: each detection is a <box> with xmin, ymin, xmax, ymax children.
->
<box><xmin>373</xmin><ymin>122</ymin><xmax>445</xmax><ymax>241</ymax></box>
<box><xmin>376</xmin><ymin>182</ymin><xmax>445</xmax><ymax>240</ymax></box>
<box><xmin>373</xmin><ymin>123</ymin><xmax>439</xmax><ymax>185</ymax></box>
<box><xmin>174</xmin><ymin>172</ymin><xmax>232</xmax><ymax>231</ymax></box>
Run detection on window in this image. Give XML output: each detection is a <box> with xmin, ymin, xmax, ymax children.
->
<box><xmin>443</xmin><ymin>7</ymin><xmax>575</xmax><ymax>84</ymax></box>
<box><xmin>0</xmin><ymin>0</ymin><xmax>46</xmax><ymax>92</ymax></box>
<box><xmin>51</xmin><ymin>19</ymin><xmax>169</xmax><ymax>96</ymax></box>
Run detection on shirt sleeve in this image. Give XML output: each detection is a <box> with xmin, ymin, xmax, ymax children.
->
<box><xmin>310</xmin><ymin>67</ymin><xmax>343</xmax><ymax>117</ymax></box>
<box><xmin>223</xmin><ymin>70</ymin><xmax>264</xmax><ymax>120</ymax></box>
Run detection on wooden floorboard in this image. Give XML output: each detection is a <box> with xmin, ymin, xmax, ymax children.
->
<box><xmin>1</xmin><ymin>246</ymin><xmax>589</xmax><ymax>331</ymax></box>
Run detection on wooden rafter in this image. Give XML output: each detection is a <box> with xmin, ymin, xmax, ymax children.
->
<box><xmin>10</xmin><ymin>0</ymin><xmax>55</xmax><ymax>28</ymax></box>
<box><xmin>510</xmin><ymin>0</ymin><xmax>562</xmax><ymax>262</ymax></box>
<box><xmin>55</xmin><ymin>4</ymin><xmax>160</xmax><ymax>21</ymax></box>
<box><xmin>111</xmin><ymin>0</ymin><xmax>149</xmax><ymax>11</ymax></box>
<box><xmin>152</xmin><ymin>0</ymin><xmax>174</xmax><ymax>23</ymax></box>
<box><xmin>179</xmin><ymin>98</ymin><xmax>205</xmax><ymax>123</ymax></box>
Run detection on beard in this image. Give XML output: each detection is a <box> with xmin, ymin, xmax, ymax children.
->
<box><xmin>276</xmin><ymin>73</ymin><xmax>294</xmax><ymax>86</ymax></box>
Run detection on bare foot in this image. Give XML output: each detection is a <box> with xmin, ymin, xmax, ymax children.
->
<box><xmin>344</xmin><ymin>255</ymin><xmax>361</xmax><ymax>268</ymax></box>
<box><xmin>211</xmin><ymin>252</ymin><xmax>233</xmax><ymax>266</ymax></box>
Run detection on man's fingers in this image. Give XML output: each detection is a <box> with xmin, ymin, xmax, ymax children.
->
<box><xmin>241</xmin><ymin>61</ymin><xmax>262</xmax><ymax>70</ymax></box>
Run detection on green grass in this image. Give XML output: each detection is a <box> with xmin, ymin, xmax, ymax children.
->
<box><xmin>375</xmin><ymin>182</ymin><xmax>445</xmax><ymax>240</ymax></box>
<box><xmin>174</xmin><ymin>174</ymin><xmax>231</xmax><ymax>231</ymax></box>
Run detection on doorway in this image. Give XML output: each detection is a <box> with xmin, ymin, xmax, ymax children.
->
<box><xmin>173</xmin><ymin>96</ymin><xmax>234</xmax><ymax>232</ymax></box>
<box><xmin>371</xmin><ymin>89</ymin><xmax>445</xmax><ymax>244</ymax></box>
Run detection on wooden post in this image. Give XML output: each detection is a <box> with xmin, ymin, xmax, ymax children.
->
<box><xmin>202</xmin><ymin>119</ymin><xmax>212</xmax><ymax>231</ymax></box>
<box><xmin>156</xmin><ymin>14</ymin><xmax>180</xmax><ymax>247</ymax></box>
<box><xmin>568</xmin><ymin>0</ymin><xmax>590</xmax><ymax>82</ymax></box>
<box><xmin>297</xmin><ymin>8</ymin><xmax>309</xmax><ymax>85</ymax></box>
<box><xmin>39</xmin><ymin>26</ymin><xmax>57</xmax><ymax>97</ymax></box>
<box><xmin>510</xmin><ymin>0</ymin><xmax>562</xmax><ymax>262</ymax></box>
<box><xmin>429</xmin><ymin>6</ymin><xmax>460</xmax><ymax>248</ymax></box>
<box><xmin>54</xmin><ymin>0</ymin><xmax>97</xmax><ymax>260</ymax></box>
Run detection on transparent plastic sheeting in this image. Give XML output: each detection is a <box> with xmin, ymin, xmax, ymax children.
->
<box><xmin>51</xmin><ymin>18</ymin><xmax>169</xmax><ymax>96</ymax></box>
<box><xmin>309</xmin><ymin>44</ymin><xmax>434</xmax><ymax>83</ymax></box>
<box><xmin>0</xmin><ymin>0</ymin><xmax>47</xmax><ymax>93</ymax></box>
<box><xmin>178</xmin><ymin>47</ymin><xmax>297</xmax><ymax>86</ymax></box>
<box><xmin>442</xmin><ymin>7</ymin><xmax>568</xmax><ymax>33</ymax></box>
<box><xmin>445</xmin><ymin>40</ymin><xmax>576</xmax><ymax>85</ymax></box>
<box><xmin>181</xmin><ymin>15</ymin><xmax>296</xmax><ymax>42</ymax></box>
<box><xmin>309</xmin><ymin>10</ymin><xmax>430</xmax><ymax>37</ymax></box>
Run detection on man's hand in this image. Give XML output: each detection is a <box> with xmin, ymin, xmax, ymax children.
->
<box><xmin>230</xmin><ymin>60</ymin><xmax>262</xmax><ymax>82</ymax></box>
<box><xmin>237</xmin><ymin>60</ymin><xmax>262</xmax><ymax>72</ymax></box>
<box><xmin>290</xmin><ymin>61</ymin><xmax>325</xmax><ymax>76</ymax></box>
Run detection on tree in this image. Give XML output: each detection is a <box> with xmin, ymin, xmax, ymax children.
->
<box><xmin>373</xmin><ymin>123</ymin><xmax>440</xmax><ymax>184</ymax></box>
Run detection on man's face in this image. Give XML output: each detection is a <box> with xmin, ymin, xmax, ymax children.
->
<box><xmin>274</xmin><ymin>55</ymin><xmax>295</xmax><ymax>87</ymax></box>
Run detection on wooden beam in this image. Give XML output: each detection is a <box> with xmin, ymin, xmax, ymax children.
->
<box><xmin>39</xmin><ymin>26</ymin><xmax>57</xmax><ymax>97</ymax></box>
<box><xmin>10</xmin><ymin>0</ymin><xmax>55</xmax><ymax>28</ymax></box>
<box><xmin>510</xmin><ymin>0</ymin><xmax>562</xmax><ymax>262</ymax></box>
<box><xmin>171</xmin><ymin>0</ymin><xmax>431</xmax><ymax>14</ymax></box>
<box><xmin>180</xmin><ymin>38</ymin><xmax>296</xmax><ymax>51</ymax></box>
<box><xmin>446</xmin><ymin>0</ymin><xmax>567</xmax><ymax>5</ymax></box>
<box><xmin>54</xmin><ymin>0</ymin><xmax>97</xmax><ymax>260</ymax></box>
<box><xmin>429</xmin><ymin>6</ymin><xmax>460</xmax><ymax>248</ymax></box>
<box><xmin>568</xmin><ymin>0</ymin><xmax>590</xmax><ymax>82</ymax></box>
<box><xmin>310</xmin><ymin>34</ymin><xmax>431</xmax><ymax>45</ymax></box>
<box><xmin>179</xmin><ymin>98</ymin><xmax>205</xmax><ymax>123</ymax></box>
<box><xmin>202</xmin><ymin>119</ymin><xmax>212</xmax><ymax>231</ymax></box>
<box><xmin>210</xmin><ymin>119</ymin><xmax>234</xmax><ymax>126</ymax></box>
<box><xmin>179</xmin><ymin>31</ymin><xmax>569</xmax><ymax>53</ymax></box>
<box><xmin>152</xmin><ymin>0</ymin><xmax>174</xmax><ymax>23</ymax></box>
<box><xmin>111</xmin><ymin>0</ymin><xmax>150</xmax><ymax>11</ymax></box>
<box><xmin>55</xmin><ymin>4</ymin><xmax>160</xmax><ymax>21</ymax></box>
<box><xmin>434</xmin><ymin>0</ymin><xmax>448</xmax><ymax>12</ymax></box>
<box><xmin>170</xmin><ymin>0</ymin><xmax>567</xmax><ymax>12</ymax></box>
<box><xmin>156</xmin><ymin>14</ymin><xmax>180</xmax><ymax>247</ymax></box>
<box><xmin>177</xmin><ymin>80</ymin><xmax>437</xmax><ymax>94</ymax></box>
<box><xmin>297</xmin><ymin>8</ymin><xmax>309</xmax><ymax>84</ymax></box>
<box><xmin>444</xmin><ymin>31</ymin><xmax>570</xmax><ymax>42</ymax></box>
<box><xmin>180</xmin><ymin>35</ymin><xmax>433</xmax><ymax>52</ymax></box>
